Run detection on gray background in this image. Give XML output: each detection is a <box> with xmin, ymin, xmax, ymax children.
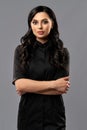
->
<box><xmin>0</xmin><ymin>0</ymin><xmax>87</xmax><ymax>130</ymax></box>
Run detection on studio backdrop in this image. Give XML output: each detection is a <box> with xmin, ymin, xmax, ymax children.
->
<box><xmin>0</xmin><ymin>0</ymin><xmax>87</xmax><ymax>130</ymax></box>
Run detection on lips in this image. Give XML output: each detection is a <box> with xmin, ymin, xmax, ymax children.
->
<box><xmin>37</xmin><ymin>31</ymin><xmax>44</xmax><ymax>35</ymax></box>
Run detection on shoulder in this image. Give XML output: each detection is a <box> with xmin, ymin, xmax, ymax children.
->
<box><xmin>14</xmin><ymin>44</ymin><xmax>23</xmax><ymax>55</ymax></box>
<box><xmin>63</xmin><ymin>47</ymin><xmax>70</xmax><ymax>64</ymax></box>
<box><xmin>63</xmin><ymin>47</ymin><xmax>69</xmax><ymax>57</ymax></box>
<box><xmin>63</xmin><ymin>47</ymin><xmax>69</xmax><ymax>52</ymax></box>
<box><xmin>14</xmin><ymin>45</ymin><xmax>22</xmax><ymax>58</ymax></box>
<box><xmin>14</xmin><ymin>45</ymin><xmax>21</xmax><ymax>52</ymax></box>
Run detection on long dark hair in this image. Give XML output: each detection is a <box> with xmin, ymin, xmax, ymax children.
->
<box><xmin>19</xmin><ymin>5</ymin><xmax>69</xmax><ymax>72</ymax></box>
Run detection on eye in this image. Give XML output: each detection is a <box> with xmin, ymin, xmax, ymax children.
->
<box><xmin>43</xmin><ymin>20</ymin><xmax>49</xmax><ymax>24</ymax></box>
<box><xmin>32</xmin><ymin>20</ymin><xmax>38</xmax><ymax>25</ymax></box>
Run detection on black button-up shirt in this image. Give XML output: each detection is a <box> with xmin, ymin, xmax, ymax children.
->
<box><xmin>12</xmin><ymin>40</ymin><xmax>68</xmax><ymax>130</ymax></box>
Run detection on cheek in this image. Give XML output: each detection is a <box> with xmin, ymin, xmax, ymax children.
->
<box><xmin>31</xmin><ymin>26</ymin><xmax>36</xmax><ymax>33</ymax></box>
<box><xmin>45</xmin><ymin>25</ymin><xmax>52</xmax><ymax>33</ymax></box>
<box><xmin>31</xmin><ymin>24</ymin><xmax>36</xmax><ymax>31</ymax></box>
<box><xmin>46</xmin><ymin>22</ymin><xmax>52</xmax><ymax>30</ymax></box>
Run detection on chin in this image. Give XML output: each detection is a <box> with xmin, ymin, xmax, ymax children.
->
<box><xmin>37</xmin><ymin>35</ymin><xmax>48</xmax><ymax>39</ymax></box>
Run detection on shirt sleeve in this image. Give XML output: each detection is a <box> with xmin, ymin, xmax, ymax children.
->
<box><xmin>12</xmin><ymin>45</ymin><xmax>29</xmax><ymax>85</ymax></box>
<box><xmin>63</xmin><ymin>47</ymin><xmax>70</xmax><ymax>75</ymax></box>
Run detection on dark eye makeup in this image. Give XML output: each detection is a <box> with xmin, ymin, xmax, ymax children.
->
<box><xmin>31</xmin><ymin>19</ymin><xmax>49</xmax><ymax>25</ymax></box>
<box><xmin>32</xmin><ymin>20</ymin><xmax>38</xmax><ymax>25</ymax></box>
<box><xmin>42</xmin><ymin>20</ymin><xmax>49</xmax><ymax>24</ymax></box>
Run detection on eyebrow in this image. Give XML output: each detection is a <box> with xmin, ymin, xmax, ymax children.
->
<box><xmin>32</xmin><ymin>18</ymin><xmax>49</xmax><ymax>21</ymax></box>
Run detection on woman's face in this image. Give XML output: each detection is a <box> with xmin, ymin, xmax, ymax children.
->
<box><xmin>30</xmin><ymin>12</ymin><xmax>53</xmax><ymax>43</ymax></box>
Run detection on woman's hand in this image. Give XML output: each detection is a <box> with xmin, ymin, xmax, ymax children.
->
<box><xmin>54</xmin><ymin>76</ymin><xmax>70</xmax><ymax>93</ymax></box>
<box><xmin>16</xmin><ymin>89</ymin><xmax>26</xmax><ymax>96</ymax></box>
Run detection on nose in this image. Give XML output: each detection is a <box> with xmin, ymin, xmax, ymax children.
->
<box><xmin>38</xmin><ymin>22</ymin><xmax>42</xmax><ymax>29</ymax></box>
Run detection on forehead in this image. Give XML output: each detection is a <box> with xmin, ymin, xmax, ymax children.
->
<box><xmin>32</xmin><ymin>12</ymin><xmax>51</xmax><ymax>20</ymax></box>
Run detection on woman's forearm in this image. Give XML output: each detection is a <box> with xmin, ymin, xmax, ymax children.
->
<box><xmin>36</xmin><ymin>89</ymin><xmax>63</xmax><ymax>95</ymax></box>
<box><xmin>17</xmin><ymin>89</ymin><xmax>63</xmax><ymax>96</ymax></box>
<box><xmin>15</xmin><ymin>76</ymin><xmax>70</xmax><ymax>95</ymax></box>
<box><xmin>15</xmin><ymin>78</ymin><xmax>56</xmax><ymax>93</ymax></box>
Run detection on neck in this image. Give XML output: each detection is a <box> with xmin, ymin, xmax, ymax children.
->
<box><xmin>36</xmin><ymin>38</ymin><xmax>48</xmax><ymax>44</ymax></box>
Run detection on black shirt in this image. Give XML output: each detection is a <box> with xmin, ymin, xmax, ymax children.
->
<box><xmin>12</xmin><ymin>40</ymin><xmax>68</xmax><ymax>130</ymax></box>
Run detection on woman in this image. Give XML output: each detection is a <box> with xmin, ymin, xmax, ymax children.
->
<box><xmin>12</xmin><ymin>5</ymin><xmax>70</xmax><ymax>130</ymax></box>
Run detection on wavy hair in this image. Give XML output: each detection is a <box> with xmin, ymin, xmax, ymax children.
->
<box><xmin>19</xmin><ymin>5</ymin><xmax>69</xmax><ymax>73</ymax></box>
